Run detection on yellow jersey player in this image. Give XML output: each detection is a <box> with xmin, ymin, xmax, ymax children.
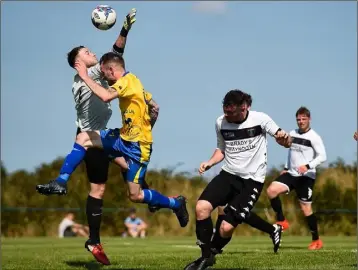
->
<box><xmin>37</xmin><ymin>52</ymin><xmax>189</xmax><ymax>228</ymax></box>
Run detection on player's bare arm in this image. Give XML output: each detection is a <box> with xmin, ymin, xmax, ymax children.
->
<box><xmin>354</xmin><ymin>131</ymin><xmax>358</xmax><ymax>141</ymax></box>
<box><xmin>147</xmin><ymin>99</ymin><xmax>160</xmax><ymax>128</ymax></box>
<box><xmin>75</xmin><ymin>61</ymin><xmax>119</xmax><ymax>102</ymax></box>
<box><xmin>198</xmin><ymin>149</ymin><xmax>225</xmax><ymax>175</ymax></box>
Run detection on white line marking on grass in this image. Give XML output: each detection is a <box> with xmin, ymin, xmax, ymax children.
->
<box><xmin>172</xmin><ymin>245</ymin><xmax>197</xmax><ymax>249</ymax></box>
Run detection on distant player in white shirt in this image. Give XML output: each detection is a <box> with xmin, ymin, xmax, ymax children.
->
<box><xmin>266</xmin><ymin>106</ymin><xmax>327</xmax><ymax>250</ymax></box>
<box><xmin>58</xmin><ymin>213</ymin><xmax>89</xmax><ymax>238</ymax></box>
<box><xmin>184</xmin><ymin>90</ymin><xmax>292</xmax><ymax>270</ymax></box>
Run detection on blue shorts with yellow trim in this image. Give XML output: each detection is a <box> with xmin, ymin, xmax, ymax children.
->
<box><xmin>100</xmin><ymin>128</ymin><xmax>152</xmax><ymax>184</ymax></box>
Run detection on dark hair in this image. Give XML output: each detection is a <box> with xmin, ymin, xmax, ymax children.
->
<box><xmin>129</xmin><ymin>207</ymin><xmax>136</xmax><ymax>214</ymax></box>
<box><xmin>296</xmin><ymin>106</ymin><xmax>311</xmax><ymax>117</ymax></box>
<box><xmin>100</xmin><ymin>52</ymin><xmax>125</xmax><ymax>69</ymax></box>
<box><xmin>67</xmin><ymin>46</ymin><xmax>85</xmax><ymax>68</ymax></box>
<box><xmin>223</xmin><ymin>89</ymin><xmax>252</xmax><ymax>107</ymax></box>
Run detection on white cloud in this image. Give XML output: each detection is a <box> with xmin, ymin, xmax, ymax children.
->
<box><xmin>192</xmin><ymin>1</ymin><xmax>228</xmax><ymax>15</ymax></box>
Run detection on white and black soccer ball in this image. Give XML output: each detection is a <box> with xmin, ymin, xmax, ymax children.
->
<box><xmin>91</xmin><ymin>5</ymin><xmax>116</xmax><ymax>31</ymax></box>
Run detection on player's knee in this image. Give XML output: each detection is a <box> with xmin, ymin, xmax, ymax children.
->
<box><xmin>196</xmin><ymin>200</ymin><xmax>213</xmax><ymax>220</ymax></box>
<box><xmin>267</xmin><ymin>184</ymin><xmax>281</xmax><ymax>198</ymax></box>
<box><xmin>300</xmin><ymin>203</ymin><xmax>313</xmax><ymax>216</ymax></box>
<box><xmin>220</xmin><ymin>220</ymin><xmax>235</xmax><ymax>237</ymax></box>
<box><xmin>90</xmin><ymin>184</ymin><xmax>105</xmax><ymax>199</ymax></box>
<box><xmin>114</xmin><ymin>157</ymin><xmax>128</xmax><ymax>171</ymax></box>
<box><xmin>76</xmin><ymin>132</ymin><xmax>90</xmax><ymax>147</ymax></box>
<box><xmin>128</xmin><ymin>192</ymin><xmax>143</xmax><ymax>203</ymax></box>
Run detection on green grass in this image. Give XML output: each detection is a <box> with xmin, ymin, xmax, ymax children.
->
<box><xmin>1</xmin><ymin>236</ymin><xmax>357</xmax><ymax>269</ymax></box>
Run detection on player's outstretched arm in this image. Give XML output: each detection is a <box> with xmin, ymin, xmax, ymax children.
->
<box><xmin>75</xmin><ymin>61</ymin><xmax>119</xmax><ymax>102</ymax></box>
<box><xmin>198</xmin><ymin>149</ymin><xmax>224</xmax><ymax>175</ymax></box>
<box><xmin>198</xmin><ymin>122</ymin><xmax>226</xmax><ymax>175</ymax></box>
<box><xmin>113</xmin><ymin>8</ymin><xmax>137</xmax><ymax>55</ymax></box>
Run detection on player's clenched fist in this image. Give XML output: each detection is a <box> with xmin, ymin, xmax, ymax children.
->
<box><xmin>198</xmin><ymin>161</ymin><xmax>213</xmax><ymax>175</ymax></box>
<box><xmin>275</xmin><ymin>130</ymin><xmax>292</xmax><ymax>148</ymax></box>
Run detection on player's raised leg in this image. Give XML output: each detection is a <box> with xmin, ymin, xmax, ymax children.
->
<box><xmin>215</xmin><ymin>205</ymin><xmax>283</xmax><ymax>253</ymax></box>
<box><xmin>124</xmin><ymin>161</ymin><xmax>189</xmax><ymax>227</ymax></box>
<box><xmin>36</xmin><ymin>130</ymin><xmax>104</xmax><ymax>195</ymax></box>
<box><xmin>266</xmin><ymin>173</ymin><xmax>293</xmax><ymax>231</ymax></box>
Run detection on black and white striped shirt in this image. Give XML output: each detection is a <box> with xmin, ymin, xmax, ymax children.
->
<box><xmin>285</xmin><ymin>128</ymin><xmax>327</xmax><ymax>179</ymax></box>
<box><xmin>216</xmin><ymin>111</ymin><xmax>280</xmax><ymax>183</ymax></box>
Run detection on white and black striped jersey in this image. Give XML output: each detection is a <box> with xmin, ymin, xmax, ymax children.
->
<box><xmin>71</xmin><ymin>47</ymin><xmax>123</xmax><ymax>131</ymax></box>
<box><xmin>284</xmin><ymin>128</ymin><xmax>326</xmax><ymax>179</ymax></box>
<box><xmin>216</xmin><ymin>111</ymin><xmax>280</xmax><ymax>183</ymax></box>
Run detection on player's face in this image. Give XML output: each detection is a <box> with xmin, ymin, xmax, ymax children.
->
<box><xmin>77</xmin><ymin>48</ymin><xmax>98</xmax><ymax>67</ymax></box>
<box><xmin>223</xmin><ymin>103</ymin><xmax>249</xmax><ymax>123</ymax></box>
<box><xmin>100</xmin><ymin>63</ymin><xmax>116</xmax><ymax>82</ymax></box>
<box><xmin>296</xmin><ymin>114</ymin><xmax>310</xmax><ymax>131</ymax></box>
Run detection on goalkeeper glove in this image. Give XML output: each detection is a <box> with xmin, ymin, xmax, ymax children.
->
<box><xmin>120</xmin><ymin>8</ymin><xmax>137</xmax><ymax>37</ymax></box>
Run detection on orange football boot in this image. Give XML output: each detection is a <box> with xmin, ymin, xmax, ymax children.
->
<box><xmin>276</xmin><ymin>219</ymin><xmax>290</xmax><ymax>231</ymax></box>
<box><xmin>308</xmin><ymin>239</ymin><xmax>323</xmax><ymax>250</ymax></box>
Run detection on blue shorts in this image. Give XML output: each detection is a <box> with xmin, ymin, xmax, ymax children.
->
<box><xmin>100</xmin><ymin>128</ymin><xmax>152</xmax><ymax>184</ymax></box>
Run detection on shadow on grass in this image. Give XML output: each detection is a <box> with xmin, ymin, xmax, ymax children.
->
<box><xmin>65</xmin><ymin>260</ymin><xmax>144</xmax><ymax>270</ymax></box>
<box><xmin>212</xmin><ymin>268</ymin><xmax>272</xmax><ymax>270</ymax></box>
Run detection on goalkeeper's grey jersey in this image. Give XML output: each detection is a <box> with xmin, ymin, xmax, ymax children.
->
<box><xmin>72</xmin><ymin>64</ymin><xmax>112</xmax><ymax>131</ymax></box>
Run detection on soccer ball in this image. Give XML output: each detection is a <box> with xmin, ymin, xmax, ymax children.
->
<box><xmin>91</xmin><ymin>5</ymin><xmax>116</xmax><ymax>30</ymax></box>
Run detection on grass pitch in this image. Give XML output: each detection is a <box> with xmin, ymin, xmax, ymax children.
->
<box><xmin>2</xmin><ymin>236</ymin><xmax>356</xmax><ymax>269</ymax></box>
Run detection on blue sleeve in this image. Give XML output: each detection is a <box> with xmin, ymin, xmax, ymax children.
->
<box><xmin>136</xmin><ymin>218</ymin><xmax>143</xmax><ymax>225</ymax></box>
<box><xmin>124</xmin><ymin>217</ymin><xmax>130</xmax><ymax>223</ymax></box>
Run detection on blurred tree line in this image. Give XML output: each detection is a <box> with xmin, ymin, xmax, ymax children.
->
<box><xmin>1</xmin><ymin>158</ymin><xmax>356</xmax><ymax>237</ymax></box>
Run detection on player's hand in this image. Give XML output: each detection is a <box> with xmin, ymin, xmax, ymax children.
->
<box><xmin>280</xmin><ymin>170</ymin><xmax>288</xmax><ymax>175</ymax></box>
<box><xmin>354</xmin><ymin>131</ymin><xmax>358</xmax><ymax>141</ymax></box>
<box><xmin>74</xmin><ymin>61</ymin><xmax>88</xmax><ymax>79</ymax></box>
<box><xmin>123</xmin><ymin>8</ymin><xmax>137</xmax><ymax>31</ymax></box>
<box><xmin>198</xmin><ymin>161</ymin><xmax>213</xmax><ymax>175</ymax></box>
<box><xmin>275</xmin><ymin>130</ymin><xmax>292</xmax><ymax>148</ymax></box>
<box><xmin>297</xmin><ymin>165</ymin><xmax>308</xmax><ymax>175</ymax></box>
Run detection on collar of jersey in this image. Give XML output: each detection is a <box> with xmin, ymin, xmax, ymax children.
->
<box><xmin>298</xmin><ymin>128</ymin><xmax>311</xmax><ymax>134</ymax></box>
<box><xmin>231</xmin><ymin>110</ymin><xmax>249</xmax><ymax>124</ymax></box>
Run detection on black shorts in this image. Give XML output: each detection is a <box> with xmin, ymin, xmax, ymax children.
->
<box><xmin>274</xmin><ymin>173</ymin><xmax>314</xmax><ymax>203</ymax></box>
<box><xmin>63</xmin><ymin>226</ymin><xmax>76</xmax><ymax>237</ymax></box>
<box><xmin>77</xmin><ymin>128</ymin><xmax>109</xmax><ymax>184</ymax></box>
<box><xmin>199</xmin><ymin>170</ymin><xmax>264</xmax><ymax>227</ymax></box>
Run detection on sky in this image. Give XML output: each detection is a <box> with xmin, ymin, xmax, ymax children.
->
<box><xmin>1</xmin><ymin>1</ymin><xmax>357</xmax><ymax>176</ymax></box>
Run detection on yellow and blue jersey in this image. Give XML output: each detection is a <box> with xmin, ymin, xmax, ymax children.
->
<box><xmin>111</xmin><ymin>72</ymin><xmax>153</xmax><ymax>144</ymax></box>
<box><xmin>99</xmin><ymin>72</ymin><xmax>153</xmax><ymax>184</ymax></box>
